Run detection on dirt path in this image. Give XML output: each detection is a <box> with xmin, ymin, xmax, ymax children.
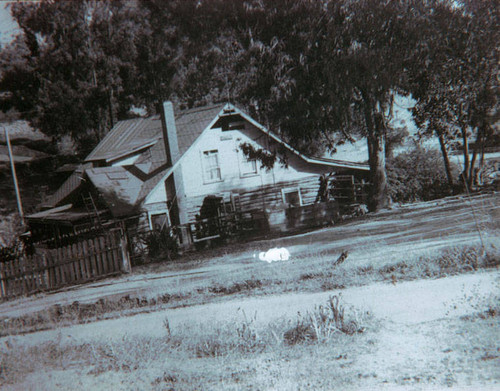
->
<box><xmin>3</xmin><ymin>270</ymin><xmax>498</xmax><ymax>348</ymax></box>
<box><xmin>1</xmin><ymin>193</ymin><xmax>498</xmax><ymax>320</ymax></box>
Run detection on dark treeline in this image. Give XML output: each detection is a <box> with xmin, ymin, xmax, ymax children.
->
<box><xmin>0</xmin><ymin>0</ymin><xmax>498</xmax><ymax>211</ymax></box>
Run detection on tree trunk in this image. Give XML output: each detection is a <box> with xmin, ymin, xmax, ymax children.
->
<box><xmin>364</xmin><ymin>104</ymin><xmax>388</xmax><ymax>212</ymax></box>
<box><xmin>478</xmin><ymin>129</ymin><xmax>486</xmax><ymax>186</ymax></box>
<box><xmin>469</xmin><ymin>126</ymin><xmax>483</xmax><ymax>188</ymax></box>
<box><xmin>469</xmin><ymin>125</ymin><xmax>485</xmax><ymax>186</ymax></box>
<box><xmin>460</xmin><ymin>125</ymin><xmax>470</xmax><ymax>188</ymax></box>
<box><xmin>437</xmin><ymin>130</ymin><xmax>454</xmax><ymax>188</ymax></box>
<box><xmin>107</xmin><ymin>89</ymin><xmax>114</xmax><ymax>129</ymax></box>
<box><xmin>361</xmin><ymin>93</ymin><xmax>389</xmax><ymax>212</ymax></box>
<box><xmin>367</xmin><ymin>132</ymin><xmax>388</xmax><ymax>212</ymax></box>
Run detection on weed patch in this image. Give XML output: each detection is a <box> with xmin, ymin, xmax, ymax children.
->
<box><xmin>0</xmin><ymin>297</ymin><xmax>368</xmax><ymax>384</ymax></box>
<box><xmin>208</xmin><ymin>278</ymin><xmax>264</xmax><ymax>295</ymax></box>
<box><xmin>284</xmin><ymin>295</ymin><xmax>365</xmax><ymax>345</ymax></box>
<box><xmin>185</xmin><ymin>311</ymin><xmax>268</xmax><ymax>358</ymax></box>
<box><xmin>0</xmin><ymin>292</ymin><xmax>188</xmax><ymax>337</ymax></box>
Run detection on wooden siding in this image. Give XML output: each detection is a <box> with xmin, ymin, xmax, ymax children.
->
<box><xmin>183</xmin><ymin>175</ymin><xmax>321</xmax><ymax>222</ymax></box>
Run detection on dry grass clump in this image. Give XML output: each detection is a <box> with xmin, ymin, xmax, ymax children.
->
<box><xmin>87</xmin><ymin>336</ymin><xmax>170</xmax><ymax>374</ymax></box>
<box><xmin>0</xmin><ymin>335</ymin><xmax>171</xmax><ymax>384</ymax></box>
<box><xmin>207</xmin><ymin>278</ymin><xmax>264</xmax><ymax>295</ymax></box>
<box><xmin>0</xmin><ymin>337</ymin><xmax>94</xmax><ymax>384</ymax></box>
<box><xmin>375</xmin><ymin>244</ymin><xmax>499</xmax><ymax>283</ymax></box>
<box><xmin>182</xmin><ymin>311</ymin><xmax>272</xmax><ymax>358</ymax></box>
<box><xmin>283</xmin><ymin>295</ymin><xmax>365</xmax><ymax>345</ymax></box>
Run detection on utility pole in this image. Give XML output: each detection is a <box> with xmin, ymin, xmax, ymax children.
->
<box><xmin>3</xmin><ymin>126</ymin><xmax>25</xmax><ymax>227</ymax></box>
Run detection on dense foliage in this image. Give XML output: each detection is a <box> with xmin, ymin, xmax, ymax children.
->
<box><xmin>0</xmin><ymin>0</ymin><xmax>497</xmax><ymax>209</ymax></box>
<box><xmin>387</xmin><ymin>146</ymin><xmax>459</xmax><ymax>203</ymax></box>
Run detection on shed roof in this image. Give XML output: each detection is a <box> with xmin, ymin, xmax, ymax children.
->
<box><xmin>85</xmin><ymin>116</ymin><xmax>162</xmax><ymax>162</ymax></box>
<box><xmin>86</xmin><ymin>166</ymin><xmax>143</xmax><ymax>217</ymax></box>
<box><xmin>27</xmin><ymin>204</ymin><xmax>106</xmax><ymax>224</ymax></box>
<box><xmin>41</xmin><ymin>165</ymin><xmax>87</xmax><ymax>208</ymax></box>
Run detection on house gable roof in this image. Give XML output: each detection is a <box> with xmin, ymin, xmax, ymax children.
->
<box><xmin>175</xmin><ymin>104</ymin><xmax>226</xmax><ymax>156</ymax></box>
<box><xmin>84</xmin><ymin>103</ymin><xmax>226</xmax><ymax>164</ymax></box>
<box><xmin>221</xmin><ymin>105</ymin><xmax>370</xmax><ymax>171</ymax></box>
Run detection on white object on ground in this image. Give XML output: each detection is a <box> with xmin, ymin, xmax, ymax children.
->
<box><xmin>254</xmin><ymin>247</ymin><xmax>290</xmax><ymax>263</ymax></box>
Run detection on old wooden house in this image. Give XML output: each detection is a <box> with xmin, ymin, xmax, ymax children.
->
<box><xmin>27</xmin><ymin>102</ymin><xmax>369</xmax><ymax>246</ymax></box>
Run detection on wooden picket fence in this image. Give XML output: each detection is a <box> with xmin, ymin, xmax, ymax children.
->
<box><xmin>0</xmin><ymin>229</ymin><xmax>131</xmax><ymax>299</ymax></box>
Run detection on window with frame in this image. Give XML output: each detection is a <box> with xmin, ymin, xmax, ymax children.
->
<box><xmin>202</xmin><ymin>150</ymin><xmax>222</xmax><ymax>183</ymax></box>
<box><xmin>150</xmin><ymin>212</ymin><xmax>169</xmax><ymax>231</ymax></box>
<box><xmin>239</xmin><ymin>151</ymin><xmax>258</xmax><ymax>176</ymax></box>
<box><xmin>282</xmin><ymin>187</ymin><xmax>302</xmax><ymax>207</ymax></box>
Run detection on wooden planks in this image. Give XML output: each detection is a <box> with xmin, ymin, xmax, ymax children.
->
<box><xmin>0</xmin><ymin>230</ymin><xmax>129</xmax><ymax>299</ymax></box>
<box><xmin>184</xmin><ymin>175</ymin><xmax>322</xmax><ymax>222</ymax></box>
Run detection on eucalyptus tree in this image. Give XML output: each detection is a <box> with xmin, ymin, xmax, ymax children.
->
<box><xmin>170</xmin><ymin>0</ymin><xmax>257</xmax><ymax>108</ymax></box>
<box><xmin>314</xmin><ymin>0</ymin><xmax>426</xmax><ymax>211</ymax></box>
<box><xmin>240</xmin><ymin>0</ymin><xmax>333</xmax><ymax>156</ymax></box>
<box><xmin>224</xmin><ymin>0</ymin><xmax>429</xmax><ymax>211</ymax></box>
<box><xmin>133</xmin><ymin>0</ymin><xmax>183</xmax><ymax>112</ymax></box>
<box><xmin>409</xmin><ymin>0</ymin><xmax>499</xmax><ymax>188</ymax></box>
<box><xmin>0</xmin><ymin>0</ymin><xmax>143</xmax><ymax>154</ymax></box>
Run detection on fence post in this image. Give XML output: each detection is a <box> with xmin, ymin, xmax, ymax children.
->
<box><xmin>119</xmin><ymin>230</ymin><xmax>131</xmax><ymax>273</ymax></box>
<box><xmin>42</xmin><ymin>252</ymin><xmax>50</xmax><ymax>290</ymax></box>
<box><xmin>0</xmin><ymin>262</ymin><xmax>6</xmax><ymax>298</ymax></box>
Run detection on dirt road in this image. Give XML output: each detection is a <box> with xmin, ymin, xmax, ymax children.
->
<box><xmin>0</xmin><ymin>193</ymin><xmax>498</xmax><ymax>320</ymax></box>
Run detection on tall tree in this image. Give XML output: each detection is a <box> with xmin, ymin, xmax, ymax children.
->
<box><xmin>133</xmin><ymin>0</ymin><xmax>182</xmax><ymax>113</ymax></box>
<box><xmin>242</xmin><ymin>0</ymin><xmax>426</xmax><ymax>211</ymax></box>
<box><xmin>322</xmin><ymin>0</ymin><xmax>428</xmax><ymax>211</ymax></box>
<box><xmin>409</xmin><ymin>0</ymin><xmax>499</xmax><ymax>189</ymax></box>
<box><xmin>199</xmin><ymin>0</ymin><xmax>429</xmax><ymax>211</ymax></box>
<box><xmin>161</xmin><ymin>0</ymin><xmax>260</xmax><ymax>109</ymax></box>
<box><xmin>0</xmin><ymin>0</ymin><xmax>143</xmax><ymax>155</ymax></box>
<box><xmin>0</xmin><ymin>34</ymin><xmax>38</xmax><ymax>117</ymax></box>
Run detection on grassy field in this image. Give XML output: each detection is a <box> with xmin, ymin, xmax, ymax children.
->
<box><xmin>1</xmin><ymin>290</ymin><xmax>498</xmax><ymax>390</ymax></box>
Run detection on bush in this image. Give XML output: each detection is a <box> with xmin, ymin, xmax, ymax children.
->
<box><xmin>387</xmin><ymin>146</ymin><xmax>459</xmax><ymax>203</ymax></box>
<box><xmin>284</xmin><ymin>295</ymin><xmax>364</xmax><ymax>345</ymax></box>
<box><xmin>142</xmin><ymin>227</ymin><xmax>179</xmax><ymax>262</ymax></box>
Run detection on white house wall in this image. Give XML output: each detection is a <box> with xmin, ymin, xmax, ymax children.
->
<box><xmin>178</xmin><ymin>122</ymin><xmax>339</xmax><ymax>222</ymax></box>
<box><xmin>141</xmin><ymin>118</ymin><xmax>366</xmax><ymax>226</ymax></box>
<box><xmin>180</xmin><ymin>123</ymin><xmax>330</xmax><ymax>198</ymax></box>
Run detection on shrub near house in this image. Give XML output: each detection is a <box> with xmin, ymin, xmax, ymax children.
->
<box><xmin>387</xmin><ymin>147</ymin><xmax>459</xmax><ymax>203</ymax></box>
